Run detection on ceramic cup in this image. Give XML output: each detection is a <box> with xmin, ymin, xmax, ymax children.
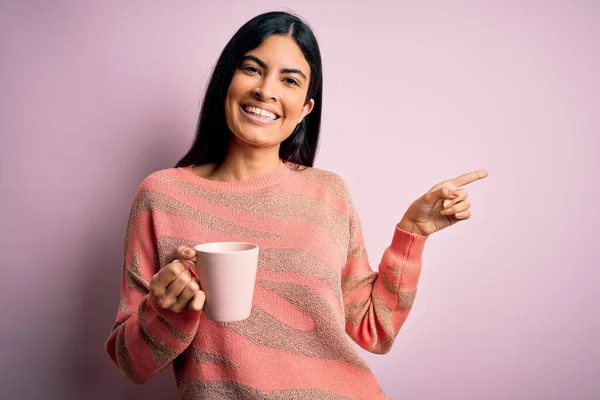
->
<box><xmin>193</xmin><ymin>241</ymin><xmax>259</xmax><ymax>322</ymax></box>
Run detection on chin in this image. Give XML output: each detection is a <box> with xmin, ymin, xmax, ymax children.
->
<box><xmin>233</xmin><ymin>130</ymin><xmax>279</xmax><ymax>148</ymax></box>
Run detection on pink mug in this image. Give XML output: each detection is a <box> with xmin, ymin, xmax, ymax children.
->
<box><xmin>193</xmin><ymin>242</ymin><xmax>259</xmax><ymax>322</ymax></box>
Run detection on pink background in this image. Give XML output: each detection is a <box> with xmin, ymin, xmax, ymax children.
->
<box><xmin>2</xmin><ymin>1</ymin><xmax>599</xmax><ymax>399</ymax></box>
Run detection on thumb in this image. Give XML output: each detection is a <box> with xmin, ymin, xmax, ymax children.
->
<box><xmin>423</xmin><ymin>186</ymin><xmax>458</xmax><ymax>205</ymax></box>
<box><xmin>166</xmin><ymin>245</ymin><xmax>196</xmax><ymax>265</ymax></box>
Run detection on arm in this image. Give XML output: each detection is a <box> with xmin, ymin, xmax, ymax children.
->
<box><xmin>105</xmin><ymin>186</ymin><xmax>201</xmax><ymax>383</ymax></box>
<box><xmin>341</xmin><ymin>194</ymin><xmax>428</xmax><ymax>354</ymax></box>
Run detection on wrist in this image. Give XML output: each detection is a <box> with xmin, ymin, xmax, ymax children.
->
<box><xmin>397</xmin><ymin>219</ymin><xmax>427</xmax><ymax>237</ymax></box>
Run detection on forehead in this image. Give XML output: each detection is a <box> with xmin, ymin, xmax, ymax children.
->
<box><xmin>247</xmin><ymin>35</ymin><xmax>310</xmax><ymax>73</ymax></box>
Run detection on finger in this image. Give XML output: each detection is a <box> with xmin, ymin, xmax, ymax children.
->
<box><xmin>150</xmin><ymin>260</ymin><xmax>187</xmax><ymax>298</ymax></box>
<box><xmin>441</xmin><ymin>199</ymin><xmax>471</xmax><ymax>216</ymax></box>
<box><xmin>450</xmin><ymin>170</ymin><xmax>488</xmax><ymax>188</ymax></box>
<box><xmin>424</xmin><ymin>186</ymin><xmax>457</xmax><ymax>205</ymax></box>
<box><xmin>158</xmin><ymin>270</ymin><xmax>192</xmax><ymax>309</ymax></box>
<box><xmin>187</xmin><ymin>289</ymin><xmax>206</xmax><ymax>312</ymax></box>
<box><xmin>171</xmin><ymin>279</ymin><xmax>201</xmax><ymax>313</ymax></box>
<box><xmin>165</xmin><ymin>269</ymin><xmax>192</xmax><ymax>299</ymax></box>
<box><xmin>165</xmin><ymin>245</ymin><xmax>197</xmax><ymax>265</ymax></box>
<box><xmin>454</xmin><ymin>210</ymin><xmax>471</xmax><ymax>220</ymax></box>
<box><xmin>443</xmin><ymin>188</ymin><xmax>468</xmax><ymax>209</ymax></box>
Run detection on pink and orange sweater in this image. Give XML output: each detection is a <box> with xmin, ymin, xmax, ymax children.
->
<box><xmin>105</xmin><ymin>161</ymin><xmax>428</xmax><ymax>400</ymax></box>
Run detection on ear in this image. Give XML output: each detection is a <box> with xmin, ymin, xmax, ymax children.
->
<box><xmin>298</xmin><ymin>98</ymin><xmax>315</xmax><ymax>124</ymax></box>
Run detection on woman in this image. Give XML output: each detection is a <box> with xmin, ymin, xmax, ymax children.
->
<box><xmin>105</xmin><ymin>11</ymin><xmax>487</xmax><ymax>400</ymax></box>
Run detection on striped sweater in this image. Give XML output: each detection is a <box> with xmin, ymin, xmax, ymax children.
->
<box><xmin>105</xmin><ymin>161</ymin><xmax>427</xmax><ymax>400</ymax></box>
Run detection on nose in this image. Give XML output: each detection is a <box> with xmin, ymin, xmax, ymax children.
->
<box><xmin>251</xmin><ymin>76</ymin><xmax>278</xmax><ymax>102</ymax></box>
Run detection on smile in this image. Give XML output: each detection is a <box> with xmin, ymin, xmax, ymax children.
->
<box><xmin>240</xmin><ymin>105</ymin><xmax>280</xmax><ymax>126</ymax></box>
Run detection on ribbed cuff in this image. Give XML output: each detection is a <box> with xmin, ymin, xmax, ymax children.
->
<box><xmin>390</xmin><ymin>226</ymin><xmax>428</xmax><ymax>261</ymax></box>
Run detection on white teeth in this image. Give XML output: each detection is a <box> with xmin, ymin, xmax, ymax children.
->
<box><xmin>244</xmin><ymin>106</ymin><xmax>277</xmax><ymax>120</ymax></box>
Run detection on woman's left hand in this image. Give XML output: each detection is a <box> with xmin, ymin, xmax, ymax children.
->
<box><xmin>397</xmin><ymin>170</ymin><xmax>489</xmax><ymax>236</ymax></box>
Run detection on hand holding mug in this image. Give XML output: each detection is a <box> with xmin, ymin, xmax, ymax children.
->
<box><xmin>149</xmin><ymin>246</ymin><xmax>206</xmax><ymax>313</ymax></box>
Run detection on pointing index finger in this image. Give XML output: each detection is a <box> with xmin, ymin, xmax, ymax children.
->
<box><xmin>450</xmin><ymin>170</ymin><xmax>489</xmax><ymax>187</ymax></box>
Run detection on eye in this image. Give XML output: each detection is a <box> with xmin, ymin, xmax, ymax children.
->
<box><xmin>283</xmin><ymin>77</ymin><xmax>299</xmax><ymax>86</ymax></box>
<box><xmin>241</xmin><ymin>65</ymin><xmax>260</xmax><ymax>74</ymax></box>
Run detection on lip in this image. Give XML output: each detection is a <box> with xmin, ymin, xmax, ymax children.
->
<box><xmin>240</xmin><ymin>105</ymin><xmax>279</xmax><ymax>126</ymax></box>
<box><xmin>241</xmin><ymin>102</ymin><xmax>281</xmax><ymax>118</ymax></box>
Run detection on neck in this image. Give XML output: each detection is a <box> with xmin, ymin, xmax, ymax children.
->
<box><xmin>209</xmin><ymin>142</ymin><xmax>283</xmax><ymax>182</ymax></box>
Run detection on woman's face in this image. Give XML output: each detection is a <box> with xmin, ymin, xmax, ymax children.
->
<box><xmin>224</xmin><ymin>34</ymin><xmax>315</xmax><ymax>150</ymax></box>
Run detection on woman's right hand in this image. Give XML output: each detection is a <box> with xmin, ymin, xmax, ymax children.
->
<box><xmin>149</xmin><ymin>246</ymin><xmax>206</xmax><ymax>313</ymax></box>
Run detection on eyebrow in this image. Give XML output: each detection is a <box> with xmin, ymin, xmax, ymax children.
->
<box><xmin>241</xmin><ymin>55</ymin><xmax>307</xmax><ymax>80</ymax></box>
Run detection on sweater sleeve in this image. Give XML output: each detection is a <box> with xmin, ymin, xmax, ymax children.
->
<box><xmin>105</xmin><ymin>184</ymin><xmax>202</xmax><ymax>383</ymax></box>
<box><xmin>341</xmin><ymin>191</ymin><xmax>428</xmax><ymax>354</ymax></box>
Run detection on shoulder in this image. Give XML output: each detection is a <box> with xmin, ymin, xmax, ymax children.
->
<box><xmin>288</xmin><ymin>164</ymin><xmax>351</xmax><ymax>199</ymax></box>
<box><xmin>136</xmin><ymin>167</ymin><xmax>180</xmax><ymax>191</ymax></box>
<box><xmin>129</xmin><ymin>167</ymin><xmax>182</xmax><ymax>208</ymax></box>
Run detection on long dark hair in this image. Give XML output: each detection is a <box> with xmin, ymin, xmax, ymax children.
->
<box><xmin>175</xmin><ymin>11</ymin><xmax>323</xmax><ymax>168</ymax></box>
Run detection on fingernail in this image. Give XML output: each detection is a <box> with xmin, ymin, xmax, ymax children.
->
<box><xmin>443</xmin><ymin>200</ymin><xmax>450</xmax><ymax>208</ymax></box>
